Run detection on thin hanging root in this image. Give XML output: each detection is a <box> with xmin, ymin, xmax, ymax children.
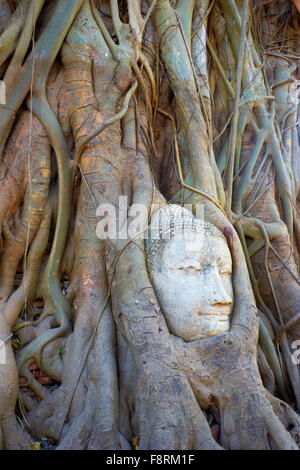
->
<box><xmin>234</xmin><ymin>209</ymin><xmax>300</xmax><ymax>296</ymax></box>
<box><xmin>235</xmin><ymin>220</ymin><xmax>300</xmax><ymax>408</ymax></box>
<box><xmin>259</xmin><ymin>319</ymin><xmax>289</xmax><ymax>402</ymax></box>
<box><xmin>217</xmin><ymin>0</ymin><xmax>295</xmax><ymax>238</ymax></box>
<box><xmin>110</xmin><ymin>0</ymin><xmax>123</xmax><ymax>44</ymax></box>
<box><xmin>0</xmin><ymin>0</ymin><xmax>86</xmax><ymax>159</ymax></box>
<box><xmin>192</xmin><ymin>0</ymin><xmax>216</xmax><ymax>40</ymax></box>
<box><xmin>26</xmin><ymin>101</ymin><xmax>72</xmax><ymax>364</ymax></box>
<box><xmin>224</xmin><ymin>0</ymin><xmax>249</xmax><ymax>212</ymax></box>
<box><xmin>72</xmin><ymin>80</ymin><xmax>138</xmax><ymax>176</ymax></box>
<box><xmin>128</xmin><ymin>0</ymin><xmax>158</xmax><ymax>46</ymax></box>
<box><xmin>0</xmin><ymin>0</ymin><xmax>29</xmax><ymax>67</ymax></box>
<box><xmin>15</xmin><ymin>106</ymin><xmax>72</xmax><ymax>370</ymax></box>
<box><xmin>207</xmin><ymin>37</ymin><xmax>235</xmax><ymax>100</ymax></box>
<box><xmin>90</xmin><ymin>1</ymin><xmax>119</xmax><ymax>60</ymax></box>
<box><xmin>253</xmin><ymin>220</ymin><xmax>300</xmax><ymax>369</ymax></box>
<box><xmin>131</xmin><ymin>61</ymin><xmax>152</xmax><ymax>123</ymax></box>
<box><xmin>233</xmin><ymin>129</ymin><xmax>268</xmax><ymax>212</ymax></box>
<box><xmin>268</xmin><ymin>243</ymin><xmax>300</xmax><ymax>287</ymax></box>
<box><xmin>157</xmin><ymin>108</ymin><xmax>226</xmax><ymax>214</ymax></box>
<box><xmin>241</xmin><ymin>160</ymin><xmax>273</xmax><ymax>217</ymax></box>
<box><xmin>130</xmin><ymin>60</ymin><xmax>158</xmax><ymax>157</ymax></box>
<box><xmin>3</xmin><ymin>205</ymin><xmax>51</xmax><ymax>328</ymax></box>
<box><xmin>259</xmin><ymin>222</ymin><xmax>284</xmax><ymax>326</ymax></box>
<box><xmin>92</xmin><ymin>1</ymin><xmax>156</xmax><ymax>155</ymax></box>
<box><xmin>274</xmin><ymin>312</ymin><xmax>300</xmax><ymax>345</ymax></box>
<box><xmin>235</xmin><ymin>221</ymin><xmax>290</xmax><ymax>401</ymax></box>
<box><xmin>238</xmin><ymin>214</ymin><xmax>298</xmax><ymax>293</ymax></box>
<box><xmin>138</xmin><ymin>53</ymin><xmax>157</xmax><ymax>105</ymax></box>
<box><xmin>26</xmin><ymin>0</ymin><xmax>85</xmax><ymax>365</ymax></box>
<box><xmin>255</xmin><ymin>104</ymin><xmax>295</xmax><ymax>241</ymax></box>
<box><xmin>4</xmin><ymin>0</ymin><xmax>45</xmax><ymax>93</ymax></box>
<box><xmin>144</xmin><ymin>0</ymin><xmax>159</xmax><ymax>25</ymax></box>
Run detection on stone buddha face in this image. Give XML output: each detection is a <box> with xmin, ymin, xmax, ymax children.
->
<box><xmin>146</xmin><ymin>205</ymin><xmax>234</xmax><ymax>341</ymax></box>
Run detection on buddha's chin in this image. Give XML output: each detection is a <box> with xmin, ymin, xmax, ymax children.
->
<box><xmin>171</xmin><ymin>316</ymin><xmax>231</xmax><ymax>342</ymax></box>
<box><xmin>192</xmin><ymin>323</ymin><xmax>230</xmax><ymax>340</ymax></box>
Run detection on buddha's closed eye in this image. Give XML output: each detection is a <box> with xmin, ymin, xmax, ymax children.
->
<box><xmin>177</xmin><ymin>264</ymin><xmax>232</xmax><ymax>277</ymax></box>
<box><xmin>177</xmin><ymin>265</ymin><xmax>203</xmax><ymax>273</ymax></box>
<box><xmin>177</xmin><ymin>261</ymin><xmax>213</xmax><ymax>273</ymax></box>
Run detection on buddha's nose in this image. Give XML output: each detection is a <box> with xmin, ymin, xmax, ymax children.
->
<box><xmin>211</xmin><ymin>295</ymin><xmax>232</xmax><ymax>306</ymax></box>
<box><xmin>209</xmin><ymin>272</ymin><xmax>232</xmax><ymax>306</ymax></box>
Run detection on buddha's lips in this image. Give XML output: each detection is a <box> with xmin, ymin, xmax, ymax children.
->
<box><xmin>196</xmin><ymin>311</ymin><xmax>231</xmax><ymax>318</ymax></box>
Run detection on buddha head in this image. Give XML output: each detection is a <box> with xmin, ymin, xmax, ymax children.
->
<box><xmin>146</xmin><ymin>205</ymin><xmax>234</xmax><ymax>341</ymax></box>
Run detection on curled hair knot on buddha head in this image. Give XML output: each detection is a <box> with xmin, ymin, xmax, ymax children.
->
<box><xmin>145</xmin><ymin>204</ymin><xmax>225</xmax><ymax>272</ymax></box>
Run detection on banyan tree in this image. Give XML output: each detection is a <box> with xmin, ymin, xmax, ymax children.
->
<box><xmin>1</xmin><ymin>0</ymin><xmax>300</xmax><ymax>450</ymax></box>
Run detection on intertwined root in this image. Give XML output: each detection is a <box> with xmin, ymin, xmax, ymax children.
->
<box><xmin>265</xmin><ymin>391</ymin><xmax>300</xmax><ymax>447</ymax></box>
<box><xmin>217</xmin><ymin>388</ymin><xmax>299</xmax><ymax>450</ymax></box>
<box><xmin>0</xmin><ymin>412</ymin><xmax>32</xmax><ymax>450</ymax></box>
<box><xmin>0</xmin><ymin>338</ymin><xmax>31</xmax><ymax>449</ymax></box>
<box><xmin>24</xmin><ymin>386</ymin><xmax>68</xmax><ymax>441</ymax></box>
<box><xmin>214</xmin><ymin>340</ymin><xmax>300</xmax><ymax>450</ymax></box>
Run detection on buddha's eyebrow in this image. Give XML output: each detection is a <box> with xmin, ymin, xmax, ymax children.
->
<box><xmin>184</xmin><ymin>251</ymin><xmax>202</xmax><ymax>258</ymax></box>
<box><xmin>183</xmin><ymin>252</ymin><xmax>206</xmax><ymax>263</ymax></box>
<box><xmin>171</xmin><ymin>254</ymin><xmax>203</xmax><ymax>267</ymax></box>
<box><xmin>177</xmin><ymin>259</ymin><xmax>202</xmax><ymax>266</ymax></box>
